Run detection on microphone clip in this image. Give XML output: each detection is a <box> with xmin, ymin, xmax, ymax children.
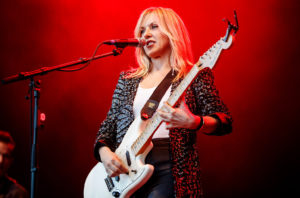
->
<box><xmin>112</xmin><ymin>47</ymin><xmax>124</xmax><ymax>56</ymax></box>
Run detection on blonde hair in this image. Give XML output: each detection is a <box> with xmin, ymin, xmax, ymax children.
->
<box><xmin>127</xmin><ymin>7</ymin><xmax>194</xmax><ymax>81</ymax></box>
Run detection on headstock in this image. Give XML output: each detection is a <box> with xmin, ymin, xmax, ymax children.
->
<box><xmin>196</xmin><ymin>10</ymin><xmax>239</xmax><ymax>69</ymax></box>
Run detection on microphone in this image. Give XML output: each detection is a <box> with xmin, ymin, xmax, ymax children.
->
<box><xmin>103</xmin><ymin>38</ymin><xmax>146</xmax><ymax>47</ymax></box>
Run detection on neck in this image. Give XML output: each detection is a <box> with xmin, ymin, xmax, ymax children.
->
<box><xmin>150</xmin><ymin>54</ymin><xmax>171</xmax><ymax>74</ymax></box>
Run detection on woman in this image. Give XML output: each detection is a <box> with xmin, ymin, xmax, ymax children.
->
<box><xmin>94</xmin><ymin>7</ymin><xmax>232</xmax><ymax>197</ymax></box>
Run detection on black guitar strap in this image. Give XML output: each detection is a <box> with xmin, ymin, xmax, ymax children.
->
<box><xmin>140</xmin><ymin>70</ymin><xmax>176</xmax><ymax>120</ymax></box>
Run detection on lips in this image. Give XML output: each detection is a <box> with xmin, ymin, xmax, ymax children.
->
<box><xmin>146</xmin><ymin>40</ymin><xmax>155</xmax><ymax>48</ymax></box>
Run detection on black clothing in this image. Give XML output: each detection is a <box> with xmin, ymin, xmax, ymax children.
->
<box><xmin>133</xmin><ymin>138</ymin><xmax>175</xmax><ymax>198</ymax></box>
<box><xmin>0</xmin><ymin>176</ymin><xmax>28</xmax><ymax>198</ymax></box>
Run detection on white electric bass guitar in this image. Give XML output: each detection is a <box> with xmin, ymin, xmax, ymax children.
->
<box><xmin>84</xmin><ymin>14</ymin><xmax>239</xmax><ymax>198</ymax></box>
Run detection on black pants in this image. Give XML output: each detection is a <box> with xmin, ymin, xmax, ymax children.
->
<box><xmin>132</xmin><ymin>138</ymin><xmax>175</xmax><ymax>198</ymax></box>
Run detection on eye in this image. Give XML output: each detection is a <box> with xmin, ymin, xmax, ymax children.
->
<box><xmin>140</xmin><ymin>28</ymin><xmax>145</xmax><ymax>35</ymax></box>
<box><xmin>151</xmin><ymin>24</ymin><xmax>158</xmax><ymax>29</ymax></box>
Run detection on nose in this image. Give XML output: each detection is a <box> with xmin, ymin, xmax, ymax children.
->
<box><xmin>143</xmin><ymin>27</ymin><xmax>152</xmax><ymax>39</ymax></box>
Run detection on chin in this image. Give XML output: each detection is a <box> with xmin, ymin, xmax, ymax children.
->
<box><xmin>146</xmin><ymin>52</ymin><xmax>160</xmax><ymax>59</ymax></box>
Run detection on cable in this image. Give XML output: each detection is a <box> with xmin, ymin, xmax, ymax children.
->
<box><xmin>58</xmin><ymin>42</ymin><xmax>104</xmax><ymax>72</ymax></box>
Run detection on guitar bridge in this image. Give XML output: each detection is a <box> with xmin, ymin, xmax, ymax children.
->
<box><xmin>104</xmin><ymin>176</ymin><xmax>114</xmax><ymax>192</ymax></box>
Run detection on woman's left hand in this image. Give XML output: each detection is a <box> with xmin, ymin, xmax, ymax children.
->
<box><xmin>157</xmin><ymin>100</ymin><xmax>200</xmax><ymax>129</ymax></box>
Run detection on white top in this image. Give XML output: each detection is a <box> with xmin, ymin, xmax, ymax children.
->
<box><xmin>133</xmin><ymin>84</ymin><xmax>171</xmax><ymax>139</ymax></box>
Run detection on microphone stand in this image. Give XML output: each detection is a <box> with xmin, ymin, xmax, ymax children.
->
<box><xmin>2</xmin><ymin>46</ymin><xmax>124</xmax><ymax>198</ymax></box>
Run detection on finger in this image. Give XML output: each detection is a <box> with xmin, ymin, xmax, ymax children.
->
<box><xmin>158</xmin><ymin>111</ymin><xmax>168</xmax><ymax>119</ymax></box>
<box><xmin>166</xmin><ymin>122</ymin><xmax>171</xmax><ymax>129</ymax></box>
<box><xmin>157</xmin><ymin>109</ymin><xmax>169</xmax><ymax>120</ymax></box>
<box><xmin>105</xmin><ymin>167</ymin><xmax>117</xmax><ymax>177</ymax></box>
<box><xmin>179</xmin><ymin>99</ymin><xmax>185</xmax><ymax>108</ymax></box>
<box><xmin>105</xmin><ymin>167</ymin><xmax>110</xmax><ymax>175</ymax></box>
<box><xmin>110</xmin><ymin>170</ymin><xmax>120</xmax><ymax>177</ymax></box>
<box><xmin>179</xmin><ymin>100</ymin><xmax>190</xmax><ymax>113</ymax></box>
<box><xmin>159</xmin><ymin>102</ymin><xmax>171</xmax><ymax>113</ymax></box>
<box><xmin>120</xmin><ymin>164</ymin><xmax>129</xmax><ymax>173</ymax></box>
<box><xmin>111</xmin><ymin>165</ymin><xmax>124</xmax><ymax>177</ymax></box>
<box><xmin>108</xmin><ymin>165</ymin><xmax>122</xmax><ymax>177</ymax></box>
<box><xmin>166</xmin><ymin>122</ymin><xmax>175</xmax><ymax>129</ymax></box>
<box><xmin>107</xmin><ymin>162</ymin><xmax>119</xmax><ymax>173</ymax></box>
<box><xmin>163</xmin><ymin>102</ymin><xmax>175</xmax><ymax>113</ymax></box>
<box><xmin>112</xmin><ymin>160</ymin><xmax>128</xmax><ymax>173</ymax></box>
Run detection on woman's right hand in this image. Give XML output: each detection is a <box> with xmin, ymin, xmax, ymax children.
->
<box><xmin>99</xmin><ymin>146</ymin><xmax>129</xmax><ymax>177</ymax></box>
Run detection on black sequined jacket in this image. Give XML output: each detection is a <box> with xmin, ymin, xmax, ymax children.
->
<box><xmin>94</xmin><ymin>67</ymin><xmax>232</xmax><ymax>197</ymax></box>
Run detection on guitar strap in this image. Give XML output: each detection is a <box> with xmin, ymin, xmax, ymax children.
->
<box><xmin>140</xmin><ymin>70</ymin><xmax>176</xmax><ymax>120</ymax></box>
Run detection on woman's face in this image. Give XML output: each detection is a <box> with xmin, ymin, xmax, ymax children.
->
<box><xmin>140</xmin><ymin>13</ymin><xmax>171</xmax><ymax>59</ymax></box>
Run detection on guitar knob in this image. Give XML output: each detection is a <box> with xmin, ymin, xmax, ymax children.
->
<box><xmin>112</xmin><ymin>191</ymin><xmax>120</xmax><ymax>197</ymax></box>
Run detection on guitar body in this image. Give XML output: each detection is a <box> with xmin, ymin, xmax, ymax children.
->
<box><xmin>84</xmin><ymin>119</ymin><xmax>154</xmax><ymax>198</ymax></box>
<box><xmin>84</xmin><ymin>158</ymin><xmax>153</xmax><ymax>198</ymax></box>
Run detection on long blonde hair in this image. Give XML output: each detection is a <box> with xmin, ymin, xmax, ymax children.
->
<box><xmin>127</xmin><ymin>7</ymin><xmax>194</xmax><ymax>81</ymax></box>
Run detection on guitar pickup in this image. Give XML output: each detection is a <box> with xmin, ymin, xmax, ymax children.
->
<box><xmin>126</xmin><ymin>150</ymin><xmax>131</xmax><ymax>166</ymax></box>
<box><xmin>104</xmin><ymin>176</ymin><xmax>114</xmax><ymax>192</ymax></box>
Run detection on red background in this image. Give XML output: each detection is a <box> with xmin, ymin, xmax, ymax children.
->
<box><xmin>1</xmin><ymin>0</ymin><xmax>299</xmax><ymax>197</ymax></box>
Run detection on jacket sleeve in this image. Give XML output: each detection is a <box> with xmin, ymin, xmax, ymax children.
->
<box><xmin>192</xmin><ymin>67</ymin><xmax>233</xmax><ymax>135</ymax></box>
<box><xmin>93</xmin><ymin>72</ymin><xmax>125</xmax><ymax>161</ymax></box>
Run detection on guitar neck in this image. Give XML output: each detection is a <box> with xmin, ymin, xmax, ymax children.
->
<box><xmin>131</xmin><ymin>63</ymin><xmax>203</xmax><ymax>155</ymax></box>
<box><xmin>130</xmin><ymin>34</ymin><xmax>234</xmax><ymax>155</ymax></box>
